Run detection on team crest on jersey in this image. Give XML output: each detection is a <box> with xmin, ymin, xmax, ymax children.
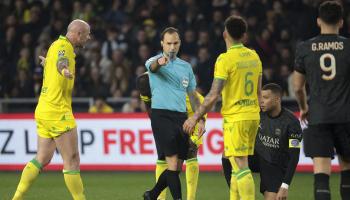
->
<box><xmin>58</xmin><ymin>50</ymin><xmax>65</xmax><ymax>57</ymax></box>
<box><xmin>289</xmin><ymin>139</ymin><xmax>301</xmax><ymax>148</ymax></box>
<box><xmin>182</xmin><ymin>77</ymin><xmax>189</xmax><ymax>88</ymax></box>
<box><xmin>275</xmin><ymin>128</ymin><xmax>281</xmax><ymax>136</ymax></box>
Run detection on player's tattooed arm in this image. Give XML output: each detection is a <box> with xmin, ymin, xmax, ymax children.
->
<box><xmin>188</xmin><ymin>90</ymin><xmax>201</xmax><ymax>113</ymax></box>
<box><xmin>193</xmin><ymin>78</ymin><xmax>225</xmax><ymax>121</ymax></box>
<box><xmin>56</xmin><ymin>57</ymin><xmax>73</xmax><ymax>79</ymax></box>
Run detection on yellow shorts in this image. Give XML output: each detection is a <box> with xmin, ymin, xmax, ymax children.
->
<box><xmin>223</xmin><ymin>120</ymin><xmax>259</xmax><ymax>157</ymax></box>
<box><xmin>36</xmin><ymin>118</ymin><xmax>77</xmax><ymax>139</ymax></box>
<box><xmin>190</xmin><ymin>125</ymin><xmax>203</xmax><ymax>147</ymax></box>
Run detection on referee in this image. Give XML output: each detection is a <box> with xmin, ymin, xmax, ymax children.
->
<box><xmin>250</xmin><ymin>83</ymin><xmax>302</xmax><ymax>200</ymax></box>
<box><xmin>143</xmin><ymin>27</ymin><xmax>204</xmax><ymax>200</ymax></box>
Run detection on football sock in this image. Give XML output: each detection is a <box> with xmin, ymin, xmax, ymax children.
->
<box><xmin>314</xmin><ymin>173</ymin><xmax>330</xmax><ymax>200</ymax></box>
<box><xmin>341</xmin><ymin>170</ymin><xmax>350</xmax><ymax>200</ymax></box>
<box><xmin>166</xmin><ymin>170</ymin><xmax>182</xmax><ymax>199</ymax></box>
<box><xmin>63</xmin><ymin>170</ymin><xmax>86</xmax><ymax>200</ymax></box>
<box><xmin>235</xmin><ymin>167</ymin><xmax>255</xmax><ymax>200</ymax></box>
<box><xmin>12</xmin><ymin>159</ymin><xmax>42</xmax><ymax>200</ymax></box>
<box><xmin>186</xmin><ymin>158</ymin><xmax>199</xmax><ymax>200</ymax></box>
<box><xmin>222</xmin><ymin>157</ymin><xmax>232</xmax><ymax>187</ymax></box>
<box><xmin>156</xmin><ymin>160</ymin><xmax>168</xmax><ymax>200</ymax></box>
<box><xmin>150</xmin><ymin>170</ymin><xmax>169</xmax><ymax>199</ymax></box>
<box><xmin>228</xmin><ymin>158</ymin><xmax>240</xmax><ymax>200</ymax></box>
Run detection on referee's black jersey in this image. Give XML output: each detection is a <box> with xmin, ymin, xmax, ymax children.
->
<box><xmin>255</xmin><ymin>108</ymin><xmax>302</xmax><ymax>168</ymax></box>
<box><xmin>294</xmin><ymin>34</ymin><xmax>350</xmax><ymax>125</ymax></box>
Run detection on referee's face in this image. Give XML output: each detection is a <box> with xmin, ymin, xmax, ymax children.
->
<box><xmin>161</xmin><ymin>32</ymin><xmax>181</xmax><ymax>58</ymax></box>
<box><xmin>260</xmin><ymin>90</ymin><xmax>279</xmax><ymax>112</ymax></box>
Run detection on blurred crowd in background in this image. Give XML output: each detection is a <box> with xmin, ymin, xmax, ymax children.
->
<box><xmin>0</xmin><ymin>0</ymin><xmax>349</xmax><ymax>112</ymax></box>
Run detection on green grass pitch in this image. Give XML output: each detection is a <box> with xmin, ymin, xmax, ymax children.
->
<box><xmin>0</xmin><ymin>171</ymin><xmax>340</xmax><ymax>200</ymax></box>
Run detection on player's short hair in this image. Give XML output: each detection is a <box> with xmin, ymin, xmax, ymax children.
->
<box><xmin>161</xmin><ymin>27</ymin><xmax>180</xmax><ymax>41</ymax></box>
<box><xmin>262</xmin><ymin>83</ymin><xmax>282</xmax><ymax>98</ymax></box>
<box><xmin>224</xmin><ymin>15</ymin><xmax>247</xmax><ymax>40</ymax></box>
<box><xmin>136</xmin><ymin>72</ymin><xmax>151</xmax><ymax>97</ymax></box>
<box><xmin>319</xmin><ymin>1</ymin><xmax>343</xmax><ymax>25</ymax></box>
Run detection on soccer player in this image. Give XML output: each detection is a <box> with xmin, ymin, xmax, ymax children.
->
<box><xmin>183</xmin><ymin>15</ymin><xmax>262</xmax><ymax>200</ymax></box>
<box><xmin>136</xmin><ymin>72</ymin><xmax>206</xmax><ymax>200</ymax></box>
<box><xmin>142</xmin><ymin>27</ymin><xmax>205</xmax><ymax>200</ymax></box>
<box><xmin>293</xmin><ymin>1</ymin><xmax>350</xmax><ymax>200</ymax></box>
<box><xmin>12</xmin><ymin>19</ymin><xmax>90</xmax><ymax>200</ymax></box>
<box><xmin>250</xmin><ymin>83</ymin><xmax>302</xmax><ymax>200</ymax></box>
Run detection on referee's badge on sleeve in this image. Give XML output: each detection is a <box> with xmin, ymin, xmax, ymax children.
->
<box><xmin>182</xmin><ymin>77</ymin><xmax>189</xmax><ymax>88</ymax></box>
<box><xmin>289</xmin><ymin>139</ymin><xmax>301</xmax><ymax>148</ymax></box>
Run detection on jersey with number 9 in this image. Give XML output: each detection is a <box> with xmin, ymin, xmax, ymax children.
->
<box><xmin>294</xmin><ymin>35</ymin><xmax>350</xmax><ymax>124</ymax></box>
<box><xmin>214</xmin><ymin>44</ymin><xmax>262</xmax><ymax>122</ymax></box>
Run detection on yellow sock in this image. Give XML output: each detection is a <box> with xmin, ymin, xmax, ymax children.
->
<box><xmin>235</xmin><ymin>167</ymin><xmax>255</xmax><ymax>200</ymax></box>
<box><xmin>63</xmin><ymin>170</ymin><xmax>86</xmax><ymax>200</ymax></box>
<box><xmin>12</xmin><ymin>159</ymin><xmax>42</xmax><ymax>200</ymax></box>
<box><xmin>186</xmin><ymin>158</ymin><xmax>199</xmax><ymax>200</ymax></box>
<box><xmin>228</xmin><ymin>158</ymin><xmax>240</xmax><ymax>200</ymax></box>
<box><xmin>156</xmin><ymin>160</ymin><xmax>168</xmax><ymax>200</ymax></box>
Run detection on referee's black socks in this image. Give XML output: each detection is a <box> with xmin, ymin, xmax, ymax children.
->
<box><xmin>341</xmin><ymin>170</ymin><xmax>350</xmax><ymax>200</ymax></box>
<box><xmin>221</xmin><ymin>157</ymin><xmax>232</xmax><ymax>187</ymax></box>
<box><xmin>314</xmin><ymin>173</ymin><xmax>331</xmax><ymax>200</ymax></box>
<box><xmin>166</xmin><ymin>170</ymin><xmax>182</xmax><ymax>199</ymax></box>
<box><xmin>149</xmin><ymin>169</ymin><xmax>168</xmax><ymax>199</ymax></box>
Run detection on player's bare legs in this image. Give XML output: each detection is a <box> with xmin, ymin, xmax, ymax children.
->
<box><xmin>339</xmin><ymin>156</ymin><xmax>350</xmax><ymax>199</ymax></box>
<box><xmin>55</xmin><ymin>128</ymin><xmax>80</xmax><ymax>170</ymax></box>
<box><xmin>55</xmin><ymin>128</ymin><xmax>86</xmax><ymax>200</ymax></box>
<box><xmin>263</xmin><ymin>191</ymin><xmax>276</xmax><ymax>200</ymax></box>
<box><xmin>36</xmin><ymin>136</ymin><xmax>56</xmax><ymax>167</ymax></box>
<box><xmin>313</xmin><ymin>157</ymin><xmax>332</xmax><ymax>175</ymax></box>
<box><xmin>12</xmin><ymin>137</ymin><xmax>56</xmax><ymax>200</ymax></box>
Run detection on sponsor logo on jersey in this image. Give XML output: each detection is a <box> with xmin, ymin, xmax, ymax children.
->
<box><xmin>275</xmin><ymin>128</ymin><xmax>281</xmax><ymax>136</ymax></box>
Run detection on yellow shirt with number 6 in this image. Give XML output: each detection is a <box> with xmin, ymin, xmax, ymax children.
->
<box><xmin>214</xmin><ymin>43</ymin><xmax>262</xmax><ymax>122</ymax></box>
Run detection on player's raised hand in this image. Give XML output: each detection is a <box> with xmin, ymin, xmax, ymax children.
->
<box><xmin>62</xmin><ymin>68</ymin><xmax>74</xmax><ymax>79</ymax></box>
<box><xmin>183</xmin><ymin>116</ymin><xmax>197</xmax><ymax>134</ymax></box>
<box><xmin>157</xmin><ymin>56</ymin><xmax>168</xmax><ymax>66</ymax></box>
<box><xmin>38</xmin><ymin>56</ymin><xmax>46</xmax><ymax>67</ymax></box>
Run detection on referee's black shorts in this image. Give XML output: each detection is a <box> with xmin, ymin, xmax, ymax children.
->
<box><xmin>151</xmin><ymin>109</ymin><xmax>189</xmax><ymax>160</ymax></box>
<box><xmin>304</xmin><ymin>123</ymin><xmax>350</xmax><ymax>161</ymax></box>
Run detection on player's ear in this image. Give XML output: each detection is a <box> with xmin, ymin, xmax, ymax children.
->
<box><xmin>160</xmin><ymin>40</ymin><xmax>163</xmax><ymax>47</ymax></box>
<box><xmin>316</xmin><ymin>17</ymin><xmax>321</xmax><ymax>28</ymax></box>
<box><xmin>339</xmin><ymin>19</ymin><xmax>344</xmax><ymax>29</ymax></box>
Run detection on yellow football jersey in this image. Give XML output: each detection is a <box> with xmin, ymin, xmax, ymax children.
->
<box><xmin>214</xmin><ymin>43</ymin><xmax>262</xmax><ymax>122</ymax></box>
<box><xmin>35</xmin><ymin>35</ymin><xmax>76</xmax><ymax>120</ymax></box>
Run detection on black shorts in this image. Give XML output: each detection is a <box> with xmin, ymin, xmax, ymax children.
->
<box><xmin>249</xmin><ymin>154</ymin><xmax>284</xmax><ymax>194</ymax></box>
<box><xmin>303</xmin><ymin>123</ymin><xmax>350</xmax><ymax>160</ymax></box>
<box><xmin>151</xmin><ymin>109</ymin><xmax>189</xmax><ymax>160</ymax></box>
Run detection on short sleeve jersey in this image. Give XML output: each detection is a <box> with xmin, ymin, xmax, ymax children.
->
<box><xmin>294</xmin><ymin>35</ymin><xmax>350</xmax><ymax>124</ymax></box>
<box><xmin>35</xmin><ymin>35</ymin><xmax>76</xmax><ymax>120</ymax></box>
<box><xmin>145</xmin><ymin>54</ymin><xmax>196</xmax><ymax>112</ymax></box>
<box><xmin>214</xmin><ymin>44</ymin><xmax>262</xmax><ymax>122</ymax></box>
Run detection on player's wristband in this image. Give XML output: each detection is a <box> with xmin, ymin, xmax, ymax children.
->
<box><xmin>281</xmin><ymin>183</ymin><xmax>289</xmax><ymax>189</ymax></box>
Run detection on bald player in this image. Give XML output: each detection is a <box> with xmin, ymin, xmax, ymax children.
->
<box><xmin>12</xmin><ymin>19</ymin><xmax>91</xmax><ymax>200</ymax></box>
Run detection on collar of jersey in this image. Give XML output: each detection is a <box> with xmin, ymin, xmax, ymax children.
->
<box><xmin>59</xmin><ymin>35</ymin><xmax>74</xmax><ymax>46</ymax></box>
<box><xmin>229</xmin><ymin>43</ymin><xmax>244</xmax><ymax>50</ymax></box>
